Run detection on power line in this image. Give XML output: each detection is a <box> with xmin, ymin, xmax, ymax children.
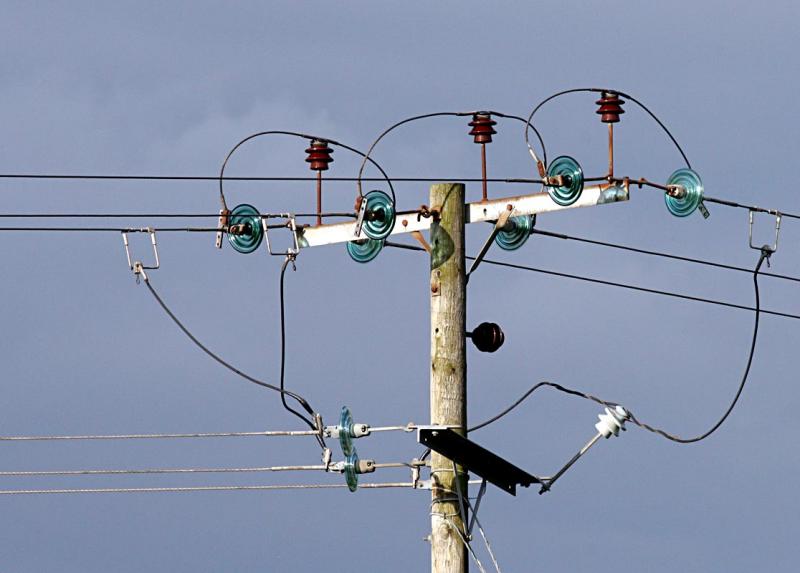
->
<box><xmin>705</xmin><ymin>195</ymin><xmax>800</xmax><ymax>221</ymax></box>
<box><xmin>471</xmin><ymin>250</ymin><xmax>768</xmax><ymax>444</ymax></box>
<box><xmin>531</xmin><ymin>228</ymin><xmax>800</xmax><ymax>284</ymax></box>
<box><xmin>0</xmin><ymin>425</ymin><xmax>416</xmax><ymax>442</ymax></box>
<box><xmin>0</xmin><ymin>226</ymin><xmax>221</xmax><ymax>232</ymax></box>
<box><xmin>0</xmin><ymin>461</ymin><xmax>416</xmax><ymax>478</ymax></box>
<box><xmin>0</xmin><ymin>430</ymin><xmax>318</xmax><ymax>441</ymax></box>
<box><xmin>0</xmin><ymin>465</ymin><xmax>329</xmax><ymax>477</ymax></box>
<box><xmin>524</xmin><ymin>87</ymin><xmax>692</xmax><ymax>170</ymax></box>
<box><xmin>141</xmin><ymin>275</ymin><xmax>324</xmax><ymax>441</ymax></box>
<box><xmin>278</xmin><ymin>256</ymin><xmax>316</xmax><ymax>432</ymax></box>
<box><xmin>356</xmin><ymin>110</ymin><xmax>547</xmax><ymax>198</ymax></box>
<box><xmin>0</xmin><ymin>212</ymin><xmax>356</xmax><ymax>219</ymax></box>
<box><xmin>385</xmin><ymin>242</ymin><xmax>800</xmax><ymax>321</ymax></box>
<box><xmin>0</xmin><ymin>482</ymin><xmax>417</xmax><ymax>496</ymax></box>
<box><xmin>0</xmin><ymin>174</ymin><xmax>541</xmax><ymax>183</ymax></box>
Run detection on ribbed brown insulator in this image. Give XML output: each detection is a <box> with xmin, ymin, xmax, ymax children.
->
<box><xmin>595</xmin><ymin>92</ymin><xmax>625</xmax><ymax>123</ymax></box>
<box><xmin>468</xmin><ymin>113</ymin><xmax>497</xmax><ymax>144</ymax></box>
<box><xmin>469</xmin><ymin>322</ymin><xmax>505</xmax><ymax>353</ymax></box>
<box><xmin>305</xmin><ymin>139</ymin><xmax>334</xmax><ymax>171</ymax></box>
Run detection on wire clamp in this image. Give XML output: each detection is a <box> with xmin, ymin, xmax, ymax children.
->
<box><xmin>263</xmin><ymin>213</ymin><xmax>300</xmax><ymax>257</ymax></box>
<box><xmin>749</xmin><ymin>209</ymin><xmax>781</xmax><ymax>256</ymax></box>
<box><xmin>122</xmin><ymin>228</ymin><xmax>160</xmax><ymax>283</ymax></box>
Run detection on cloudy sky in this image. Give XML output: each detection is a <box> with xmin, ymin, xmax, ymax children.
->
<box><xmin>1</xmin><ymin>1</ymin><xmax>799</xmax><ymax>571</ymax></box>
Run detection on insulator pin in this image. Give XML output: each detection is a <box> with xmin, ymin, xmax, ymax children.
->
<box><xmin>468</xmin><ymin>113</ymin><xmax>497</xmax><ymax>144</ymax></box>
<box><xmin>595</xmin><ymin>92</ymin><xmax>625</xmax><ymax>123</ymax></box>
<box><xmin>305</xmin><ymin>139</ymin><xmax>334</xmax><ymax>171</ymax></box>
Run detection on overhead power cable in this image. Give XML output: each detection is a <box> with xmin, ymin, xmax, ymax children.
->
<box><xmin>704</xmin><ymin>195</ymin><xmax>800</xmax><ymax>221</ymax></box>
<box><xmin>0</xmin><ymin>424</ymin><xmax>416</xmax><ymax>442</ymax></box>
<box><xmin>385</xmin><ymin>242</ymin><xmax>800</xmax><ymax>321</ymax></box>
<box><xmin>524</xmin><ymin>87</ymin><xmax>692</xmax><ymax>169</ymax></box>
<box><xmin>0</xmin><ymin>212</ymin><xmax>356</xmax><ymax>219</ymax></box>
<box><xmin>277</xmin><ymin>256</ymin><xmax>312</xmax><ymax>432</ymax></box>
<box><xmin>531</xmin><ymin>228</ymin><xmax>800</xmax><ymax>284</ymax></box>
<box><xmin>0</xmin><ymin>430</ymin><xmax>318</xmax><ymax>441</ymax></box>
<box><xmin>0</xmin><ymin>465</ymin><xmax>329</xmax><ymax>477</ymax></box>
<box><xmin>0</xmin><ymin>482</ymin><xmax>417</xmax><ymax>496</ymax></box>
<box><xmin>356</xmin><ymin>110</ymin><xmax>547</xmax><ymax>199</ymax></box>
<box><xmin>141</xmin><ymin>275</ymin><xmax>323</xmax><ymax>443</ymax></box>
<box><xmin>0</xmin><ymin>174</ymin><xmax>542</xmax><ymax>184</ymax></box>
<box><xmin>0</xmin><ymin>461</ymin><xmax>415</xmax><ymax>478</ymax></box>
<box><xmin>216</xmin><ymin>130</ymin><xmax>396</xmax><ymax>209</ymax></box>
<box><xmin>471</xmin><ymin>250</ymin><xmax>769</xmax><ymax>443</ymax></box>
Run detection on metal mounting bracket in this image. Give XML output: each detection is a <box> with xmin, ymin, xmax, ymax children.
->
<box><xmin>215</xmin><ymin>208</ymin><xmax>230</xmax><ymax>249</ymax></box>
<box><xmin>466</xmin><ymin>206</ymin><xmax>513</xmax><ymax>281</ymax></box>
<box><xmin>263</xmin><ymin>214</ymin><xmax>300</xmax><ymax>256</ymax></box>
<box><xmin>353</xmin><ymin>196</ymin><xmax>369</xmax><ymax>238</ymax></box>
<box><xmin>122</xmin><ymin>228</ymin><xmax>160</xmax><ymax>281</ymax></box>
<box><xmin>749</xmin><ymin>209</ymin><xmax>781</xmax><ymax>254</ymax></box>
<box><xmin>417</xmin><ymin>426</ymin><xmax>542</xmax><ymax>495</ymax></box>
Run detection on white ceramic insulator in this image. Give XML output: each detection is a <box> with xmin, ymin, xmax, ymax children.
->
<box><xmin>352</xmin><ymin>423</ymin><xmax>371</xmax><ymax>438</ymax></box>
<box><xmin>595</xmin><ymin>406</ymin><xmax>629</xmax><ymax>438</ymax></box>
<box><xmin>356</xmin><ymin>459</ymin><xmax>376</xmax><ymax>474</ymax></box>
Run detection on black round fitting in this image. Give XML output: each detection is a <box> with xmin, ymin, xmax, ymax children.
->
<box><xmin>468</xmin><ymin>322</ymin><xmax>505</xmax><ymax>353</ymax></box>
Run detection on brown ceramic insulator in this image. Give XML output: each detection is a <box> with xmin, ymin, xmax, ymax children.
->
<box><xmin>468</xmin><ymin>113</ymin><xmax>497</xmax><ymax>144</ymax></box>
<box><xmin>468</xmin><ymin>322</ymin><xmax>505</xmax><ymax>353</ymax></box>
<box><xmin>305</xmin><ymin>139</ymin><xmax>334</xmax><ymax>171</ymax></box>
<box><xmin>595</xmin><ymin>92</ymin><xmax>625</xmax><ymax>123</ymax></box>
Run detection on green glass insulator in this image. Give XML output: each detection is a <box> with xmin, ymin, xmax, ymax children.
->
<box><xmin>495</xmin><ymin>214</ymin><xmax>536</xmax><ymax>251</ymax></box>
<box><xmin>346</xmin><ymin>238</ymin><xmax>384</xmax><ymax>263</ymax></box>
<box><xmin>227</xmin><ymin>204</ymin><xmax>263</xmax><ymax>254</ymax></box>
<box><xmin>665</xmin><ymin>168</ymin><xmax>704</xmax><ymax>217</ymax></box>
<box><xmin>546</xmin><ymin>156</ymin><xmax>584</xmax><ymax>206</ymax></box>
<box><xmin>362</xmin><ymin>190</ymin><xmax>396</xmax><ymax>240</ymax></box>
<box><xmin>344</xmin><ymin>450</ymin><xmax>359</xmax><ymax>492</ymax></box>
<box><xmin>338</xmin><ymin>406</ymin><xmax>354</xmax><ymax>457</ymax></box>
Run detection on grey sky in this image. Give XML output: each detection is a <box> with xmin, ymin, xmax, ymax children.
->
<box><xmin>1</xmin><ymin>1</ymin><xmax>799</xmax><ymax>571</ymax></box>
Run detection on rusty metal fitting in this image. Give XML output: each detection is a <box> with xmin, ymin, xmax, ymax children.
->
<box><xmin>666</xmin><ymin>184</ymin><xmax>687</xmax><ymax>199</ymax></box>
<box><xmin>354</xmin><ymin>195</ymin><xmax>364</xmax><ymax>213</ymax></box>
<box><xmin>227</xmin><ymin>223</ymin><xmax>251</xmax><ymax>236</ymax></box>
<box><xmin>468</xmin><ymin>113</ymin><xmax>497</xmax><ymax>144</ymax></box>
<box><xmin>545</xmin><ymin>174</ymin><xmax>569</xmax><ymax>187</ymax></box>
<box><xmin>596</xmin><ymin>92</ymin><xmax>625</xmax><ymax>123</ymax></box>
<box><xmin>305</xmin><ymin>139</ymin><xmax>334</xmax><ymax>171</ymax></box>
<box><xmin>416</xmin><ymin>204</ymin><xmax>440</xmax><ymax>222</ymax></box>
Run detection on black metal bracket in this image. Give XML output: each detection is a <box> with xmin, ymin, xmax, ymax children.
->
<box><xmin>418</xmin><ymin>427</ymin><xmax>542</xmax><ymax>496</ymax></box>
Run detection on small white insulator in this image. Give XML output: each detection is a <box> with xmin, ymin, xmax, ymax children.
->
<box><xmin>595</xmin><ymin>406</ymin><xmax>629</xmax><ymax>438</ymax></box>
<box><xmin>351</xmin><ymin>423</ymin><xmax>371</xmax><ymax>438</ymax></box>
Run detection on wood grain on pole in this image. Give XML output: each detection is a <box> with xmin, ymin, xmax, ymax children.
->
<box><xmin>429</xmin><ymin>183</ymin><xmax>468</xmax><ymax>573</ymax></box>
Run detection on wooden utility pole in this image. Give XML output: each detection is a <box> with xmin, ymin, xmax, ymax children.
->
<box><xmin>429</xmin><ymin>183</ymin><xmax>468</xmax><ymax>573</ymax></box>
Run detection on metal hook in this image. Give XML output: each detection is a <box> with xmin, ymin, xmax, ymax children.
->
<box><xmin>749</xmin><ymin>210</ymin><xmax>781</xmax><ymax>255</ymax></box>
<box><xmin>122</xmin><ymin>228</ymin><xmax>160</xmax><ymax>281</ymax></box>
